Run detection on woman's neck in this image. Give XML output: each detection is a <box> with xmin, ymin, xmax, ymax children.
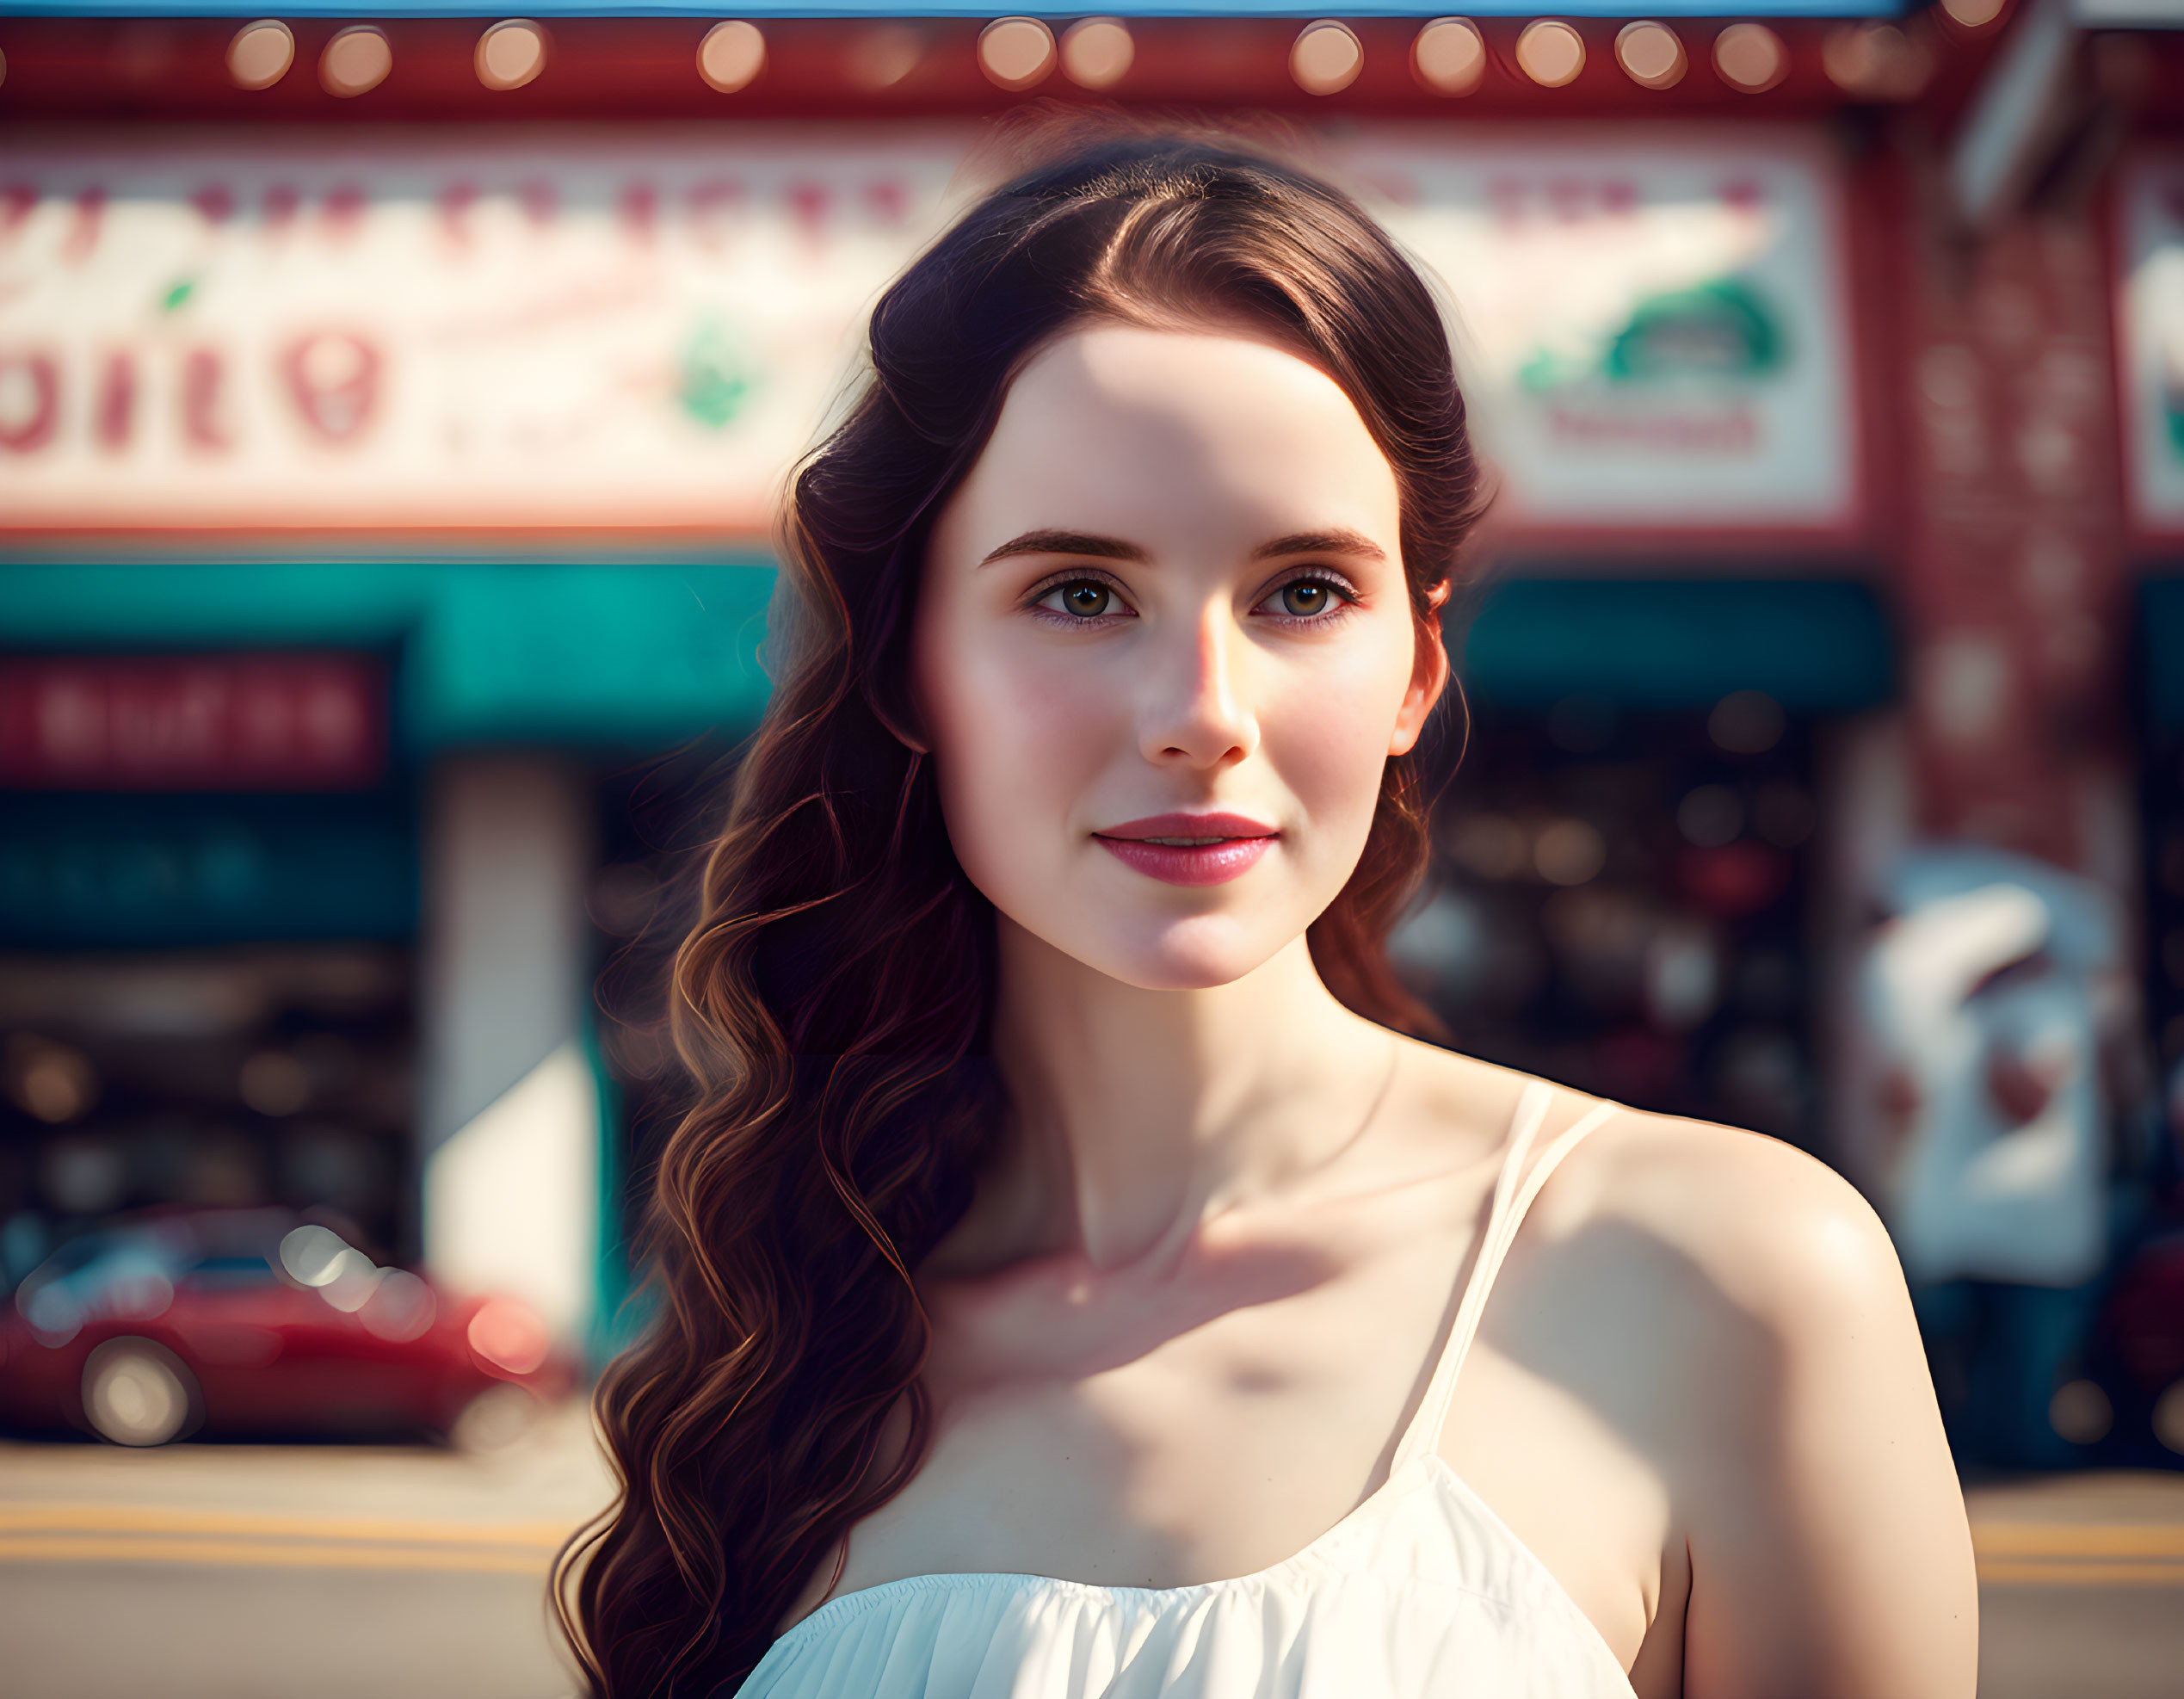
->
<box><xmin>978</xmin><ymin>917</ymin><xmax>1399</xmax><ymax>1272</ymax></box>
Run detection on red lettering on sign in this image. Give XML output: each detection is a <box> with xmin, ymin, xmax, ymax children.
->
<box><xmin>620</xmin><ymin>182</ymin><xmax>657</xmax><ymax>244</ymax></box>
<box><xmin>182</xmin><ymin>347</ymin><xmax>231</xmax><ymax>450</ymax></box>
<box><xmin>96</xmin><ymin>350</ymin><xmax>136</xmax><ymax>450</ymax></box>
<box><xmin>0</xmin><ymin>656</ymin><xmax>386</xmax><ymax>791</ymax></box>
<box><xmin>323</xmin><ymin>183</ymin><xmax>367</xmax><ymax>238</ymax></box>
<box><xmin>1719</xmin><ymin>178</ymin><xmax>1764</xmax><ymax>213</ymax></box>
<box><xmin>0</xmin><ymin>352</ymin><xmax>59</xmax><ymax>453</ymax></box>
<box><xmin>192</xmin><ymin>183</ymin><xmax>236</xmax><ymax>227</ymax></box>
<box><xmin>517</xmin><ymin>179</ymin><xmax>556</xmax><ymax>227</ymax></box>
<box><xmin>0</xmin><ymin>185</ymin><xmax>37</xmax><ymax>238</ymax></box>
<box><xmin>786</xmin><ymin>182</ymin><xmax>829</xmax><ymax>240</ymax></box>
<box><xmin>262</xmin><ymin>182</ymin><xmax>301</xmax><ymax>232</ymax></box>
<box><xmin>61</xmin><ymin>187</ymin><xmax>105</xmax><ymax>263</ymax></box>
<box><xmin>283</xmin><ymin>333</ymin><xmax>380</xmax><ymax>443</ymax></box>
<box><xmin>688</xmin><ymin>179</ymin><xmax>745</xmax><ymax>249</ymax></box>
<box><xmin>1547</xmin><ymin>404</ymin><xmax>1759</xmax><ymax>453</ymax></box>
<box><xmin>1546</xmin><ymin>178</ymin><xmax>1591</xmax><ymax>221</ymax></box>
<box><xmin>862</xmin><ymin>180</ymin><xmax>907</xmax><ymax>226</ymax></box>
<box><xmin>439</xmin><ymin>181</ymin><xmax>478</xmax><ymax>248</ymax></box>
<box><xmin>1484</xmin><ymin>177</ymin><xmax>1657</xmax><ymax>226</ymax></box>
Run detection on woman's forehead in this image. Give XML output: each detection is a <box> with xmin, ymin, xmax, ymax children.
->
<box><xmin>942</xmin><ymin>324</ymin><xmax>1401</xmax><ymax>559</ymax></box>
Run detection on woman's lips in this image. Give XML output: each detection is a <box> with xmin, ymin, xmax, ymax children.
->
<box><xmin>1092</xmin><ymin>812</ymin><xmax>1278</xmax><ymax>887</ymax></box>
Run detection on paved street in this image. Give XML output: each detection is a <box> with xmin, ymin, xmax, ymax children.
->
<box><xmin>0</xmin><ymin>1405</ymin><xmax>611</xmax><ymax>1699</ymax></box>
<box><xmin>3</xmin><ymin>1418</ymin><xmax>2180</xmax><ymax>1699</ymax></box>
<box><xmin>1967</xmin><ymin>1472</ymin><xmax>2184</xmax><ymax>1699</ymax></box>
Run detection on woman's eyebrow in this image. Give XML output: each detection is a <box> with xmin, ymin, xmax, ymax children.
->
<box><xmin>978</xmin><ymin>529</ymin><xmax>1147</xmax><ymax>566</ymax></box>
<box><xmin>1250</xmin><ymin>528</ymin><xmax>1386</xmax><ymax>563</ymax></box>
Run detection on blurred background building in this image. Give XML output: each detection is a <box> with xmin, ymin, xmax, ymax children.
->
<box><xmin>3</xmin><ymin>0</ymin><xmax>2184</xmax><ymax>1469</ymax></box>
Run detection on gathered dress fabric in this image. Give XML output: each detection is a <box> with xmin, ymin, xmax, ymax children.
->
<box><xmin>738</xmin><ymin>1083</ymin><xmax>1640</xmax><ymax>1699</ymax></box>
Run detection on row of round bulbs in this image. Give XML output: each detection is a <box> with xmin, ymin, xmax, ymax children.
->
<box><xmin>225</xmin><ymin>7</ymin><xmax>2008</xmax><ymax>102</ymax></box>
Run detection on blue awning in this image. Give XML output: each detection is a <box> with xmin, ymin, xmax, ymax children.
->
<box><xmin>1459</xmin><ymin>576</ymin><xmax>1897</xmax><ymax>714</ymax></box>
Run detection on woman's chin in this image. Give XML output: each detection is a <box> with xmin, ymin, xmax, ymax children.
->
<box><xmin>1038</xmin><ymin>912</ymin><xmax>1299</xmax><ymax>994</ymax></box>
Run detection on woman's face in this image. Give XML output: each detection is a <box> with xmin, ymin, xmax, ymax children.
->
<box><xmin>915</xmin><ymin>324</ymin><xmax>1447</xmax><ymax>992</ymax></box>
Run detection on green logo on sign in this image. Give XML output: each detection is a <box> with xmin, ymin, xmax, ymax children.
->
<box><xmin>1518</xmin><ymin>277</ymin><xmax>1787</xmax><ymax>392</ymax></box>
<box><xmin>678</xmin><ymin>320</ymin><xmax>756</xmax><ymax>430</ymax></box>
<box><xmin>1606</xmin><ymin>278</ymin><xmax>1784</xmax><ymax>383</ymax></box>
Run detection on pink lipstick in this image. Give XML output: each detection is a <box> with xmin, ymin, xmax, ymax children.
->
<box><xmin>1092</xmin><ymin>812</ymin><xmax>1278</xmax><ymax>887</ymax></box>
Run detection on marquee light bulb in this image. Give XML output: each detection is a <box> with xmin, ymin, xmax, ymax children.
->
<box><xmin>227</xmin><ymin>20</ymin><xmax>294</xmax><ymax>90</ymax></box>
<box><xmin>1515</xmin><ymin>20</ymin><xmax>1585</xmax><ymax>89</ymax></box>
<box><xmin>979</xmin><ymin>17</ymin><xmax>1056</xmax><ymax>91</ymax></box>
<box><xmin>1412</xmin><ymin>18</ymin><xmax>1485</xmax><ymax>96</ymax></box>
<box><xmin>1060</xmin><ymin>18</ymin><xmax>1133</xmax><ymax>90</ymax></box>
<box><xmin>1291</xmin><ymin>21</ymin><xmax>1363</xmax><ymax>96</ymax></box>
<box><xmin>699</xmin><ymin>21</ymin><xmax>766</xmax><ymax>92</ymax></box>
<box><xmin>1615</xmin><ymin>20</ymin><xmax>1685</xmax><ymax>90</ymax></box>
<box><xmin>320</xmin><ymin>25</ymin><xmax>392</xmax><ymax>98</ymax></box>
<box><xmin>476</xmin><ymin>20</ymin><xmax>548</xmax><ymax>92</ymax></box>
<box><xmin>1713</xmin><ymin>22</ymin><xmax>1788</xmax><ymax>93</ymax></box>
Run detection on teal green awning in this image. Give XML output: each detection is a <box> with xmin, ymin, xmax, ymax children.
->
<box><xmin>0</xmin><ymin>792</ymin><xmax>418</xmax><ymax>947</ymax></box>
<box><xmin>0</xmin><ymin>559</ymin><xmax>778</xmax><ymax>752</ymax></box>
<box><xmin>2</xmin><ymin>565</ymin><xmax>1897</xmax><ymax>750</ymax></box>
<box><xmin>1458</xmin><ymin>577</ymin><xmax>1897</xmax><ymax>714</ymax></box>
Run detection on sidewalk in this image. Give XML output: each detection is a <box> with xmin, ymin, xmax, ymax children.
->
<box><xmin>3</xmin><ymin>1419</ymin><xmax>2179</xmax><ymax>1699</ymax></box>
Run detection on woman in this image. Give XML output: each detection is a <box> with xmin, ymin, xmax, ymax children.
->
<box><xmin>562</xmin><ymin>133</ymin><xmax>1977</xmax><ymax>1699</ymax></box>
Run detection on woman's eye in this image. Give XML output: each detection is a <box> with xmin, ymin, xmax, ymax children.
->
<box><xmin>1271</xmin><ymin>579</ymin><xmax>1342</xmax><ymax>618</ymax></box>
<box><xmin>1053</xmin><ymin>581</ymin><xmax>1115</xmax><ymax>618</ymax></box>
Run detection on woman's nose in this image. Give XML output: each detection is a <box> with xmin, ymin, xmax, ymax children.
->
<box><xmin>1138</xmin><ymin>604</ymin><xmax>1260</xmax><ymax>770</ymax></box>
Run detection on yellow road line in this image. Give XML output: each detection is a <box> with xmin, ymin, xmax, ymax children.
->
<box><xmin>0</xmin><ymin>1503</ymin><xmax>571</xmax><ymax>1548</ymax></box>
<box><xmin>5</xmin><ymin>1505</ymin><xmax>2179</xmax><ymax>1585</ymax></box>
<box><xmin>1977</xmin><ymin>1558</ymin><xmax>2184</xmax><ymax>1587</ymax></box>
<box><xmin>1972</xmin><ymin>1523</ymin><xmax>2184</xmax><ymax>1560</ymax></box>
<box><xmin>0</xmin><ymin>1535</ymin><xmax>552</xmax><ymax>1573</ymax></box>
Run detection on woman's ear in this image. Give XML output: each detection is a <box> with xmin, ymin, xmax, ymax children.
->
<box><xmin>1389</xmin><ymin>580</ymin><xmax>1453</xmax><ymax>757</ymax></box>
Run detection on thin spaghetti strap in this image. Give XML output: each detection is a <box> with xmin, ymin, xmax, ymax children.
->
<box><xmin>1389</xmin><ymin>1086</ymin><xmax>1621</xmax><ymax>1473</ymax></box>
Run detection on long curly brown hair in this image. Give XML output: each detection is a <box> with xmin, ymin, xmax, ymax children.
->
<box><xmin>557</xmin><ymin>129</ymin><xmax>1487</xmax><ymax>1697</ymax></box>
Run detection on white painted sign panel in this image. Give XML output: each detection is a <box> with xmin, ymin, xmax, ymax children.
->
<box><xmin>1336</xmin><ymin>126</ymin><xmax>1857</xmax><ymax>531</ymax></box>
<box><xmin>0</xmin><ymin>127</ymin><xmax>969</xmax><ymax>530</ymax></box>
<box><xmin>0</xmin><ymin>124</ymin><xmax>1855</xmax><ymax>535</ymax></box>
<box><xmin>2119</xmin><ymin>155</ymin><xmax>2184</xmax><ymax>535</ymax></box>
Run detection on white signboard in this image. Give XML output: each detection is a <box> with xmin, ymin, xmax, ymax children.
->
<box><xmin>1336</xmin><ymin>126</ymin><xmax>1856</xmax><ymax>531</ymax></box>
<box><xmin>0</xmin><ymin>127</ymin><xmax>971</xmax><ymax>530</ymax></box>
<box><xmin>0</xmin><ymin>124</ymin><xmax>1854</xmax><ymax>535</ymax></box>
<box><xmin>2119</xmin><ymin>156</ymin><xmax>2184</xmax><ymax>535</ymax></box>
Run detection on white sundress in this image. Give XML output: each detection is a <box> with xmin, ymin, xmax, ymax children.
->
<box><xmin>739</xmin><ymin>1081</ymin><xmax>1640</xmax><ymax>1699</ymax></box>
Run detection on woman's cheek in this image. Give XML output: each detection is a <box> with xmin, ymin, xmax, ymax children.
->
<box><xmin>1265</xmin><ymin>647</ymin><xmax>1409</xmax><ymax>864</ymax></box>
<box><xmin>935</xmin><ymin>642</ymin><xmax>1119</xmax><ymax>890</ymax></box>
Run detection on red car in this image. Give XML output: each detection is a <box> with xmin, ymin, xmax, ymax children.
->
<box><xmin>0</xmin><ymin>1208</ymin><xmax>571</xmax><ymax>1447</ymax></box>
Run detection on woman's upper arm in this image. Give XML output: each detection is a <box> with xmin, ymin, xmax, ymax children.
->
<box><xmin>1662</xmin><ymin>1132</ymin><xmax>1979</xmax><ymax>1699</ymax></box>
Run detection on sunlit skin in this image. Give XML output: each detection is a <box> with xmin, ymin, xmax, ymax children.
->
<box><xmin>789</xmin><ymin>324</ymin><xmax>1978</xmax><ymax>1697</ymax></box>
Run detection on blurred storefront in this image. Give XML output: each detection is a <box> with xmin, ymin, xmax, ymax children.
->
<box><xmin>2</xmin><ymin>0</ymin><xmax>2182</xmax><ymax>1440</ymax></box>
<box><xmin>0</xmin><ymin>562</ymin><xmax>773</xmax><ymax>1351</ymax></box>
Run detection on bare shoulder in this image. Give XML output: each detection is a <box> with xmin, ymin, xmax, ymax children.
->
<box><xmin>1391</xmin><ymin>1041</ymin><xmax>1915</xmax><ymax>1338</ymax></box>
<box><xmin>1496</xmin><ymin>1087</ymin><xmax>1977</xmax><ymax>1697</ymax></box>
<box><xmin>1545</xmin><ymin>1099</ymin><xmax>1909</xmax><ymax>1321</ymax></box>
